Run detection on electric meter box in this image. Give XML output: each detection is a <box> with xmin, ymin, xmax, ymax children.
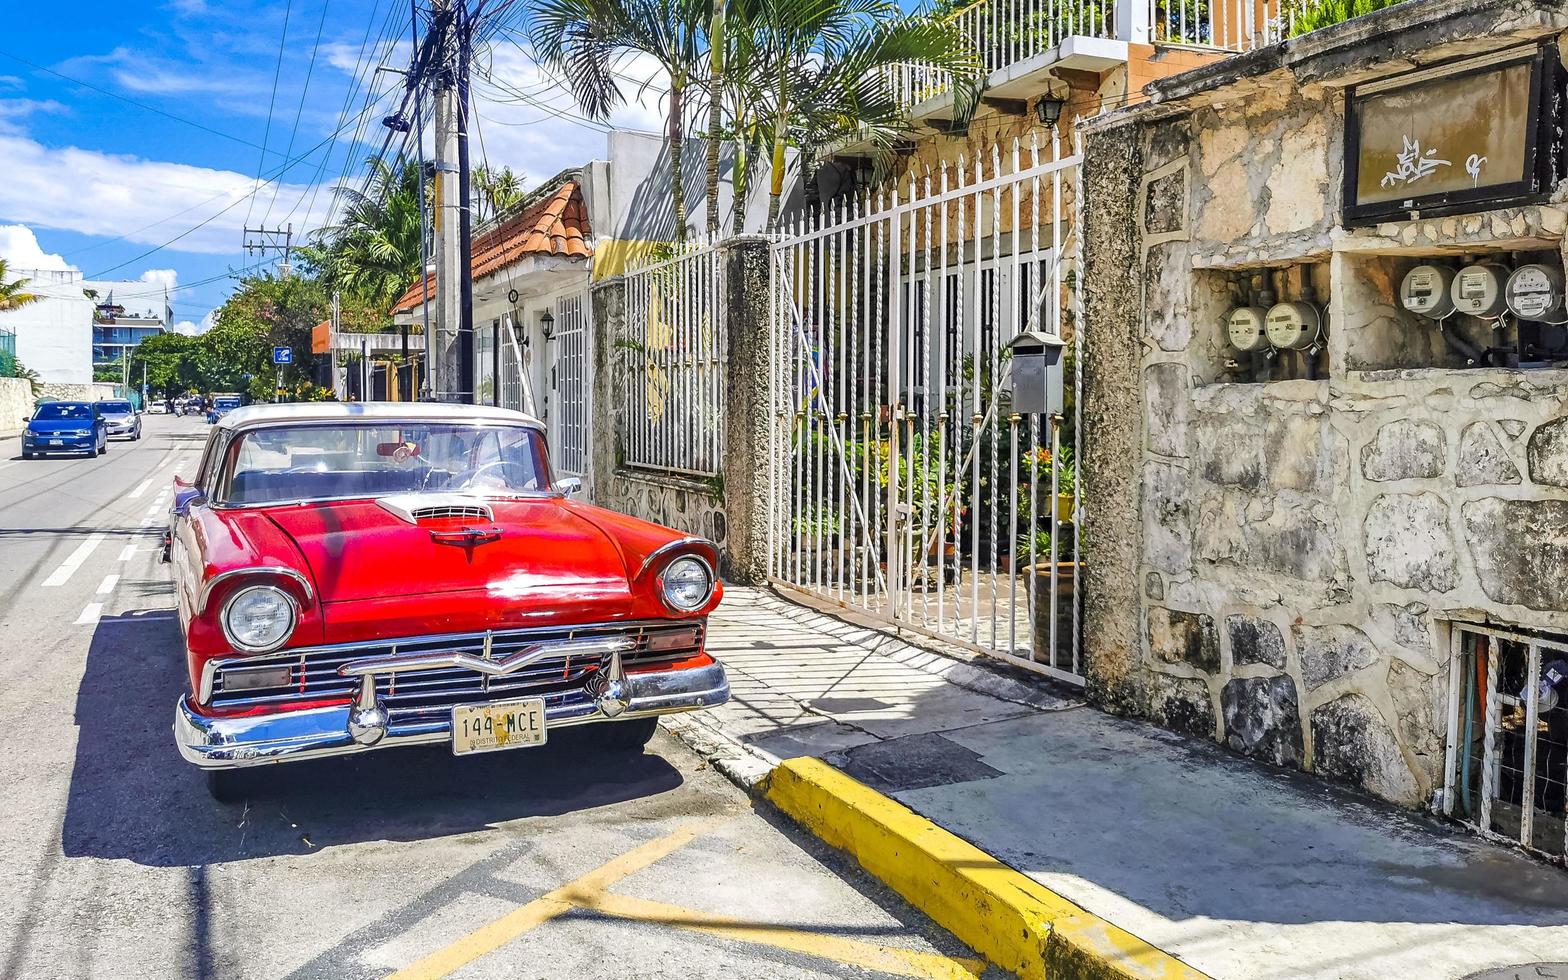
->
<box><xmin>1007</xmin><ymin>330</ymin><xmax>1065</xmax><ymax>416</ymax></box>
<box><xmin>1226</xmin><ymin>306</ymin><xmax>1271</xmax><ymax>352</ymax></box>
<box><xmin>1400</xmin><ymin>264</ymin><xmax>1457</xmax><ymax>319</ymax></box>
<box><xmin>1451</xmin><ymin>262</ymin><xmax>1511</xmax><ymax>318</ymax></box>
<box><xmin>1264</xmin><ymin>301</ymin><xmax>1322</xmax><ymax>351</ymax></box>
<box><xmin>1505</xmin><ymin>263</ymin><xmax>1566</xmax><ymax>322</ymax></box>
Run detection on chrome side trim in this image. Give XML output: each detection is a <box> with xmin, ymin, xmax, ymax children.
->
<box><xmin>198</xmin><ymin>567</ymin><xmax>315</xmax><ymax>614</ymax></box>
<box><xmin>637</xmin><ymin>537</ymin><xmax>719</xmax><ymax>580</ymax></box>
<box><xmin>174</xmin><ymin>660</ymin><xmax>730</xmax><ymax>769</ymax></box>
<box><xmin>336</xmin><ymin>634</ymin><xmax>635</xmax><ymax>678</ymax></box>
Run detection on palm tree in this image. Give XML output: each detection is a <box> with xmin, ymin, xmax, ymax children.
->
<box><xmin>473</xmin><ymin>165</ymin><xmax>528</xmax><ymax>224</ymax></box>
<box><xmin>529</xmin><ymin>0</ymin><xmax>708</xmax><ymax>243</ymax></box>
<box><xmin>304</xmin><ymin>156</ymin><xmax>427</xmax><ymax>312</ymax></box>
<box><xmin>0</xmin><ymin>260</ymin><xmax>41</xmax><ymax>312</ymax></box>
<box><xmin>753</xmin><ymin>1</ymin><xmax>979</xmax><ymax>230</ymax></box>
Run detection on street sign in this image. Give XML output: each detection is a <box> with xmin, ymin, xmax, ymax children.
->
<box><xmin>272</xmin><ymin>346</ymin><xmax>293</xmax><ymax>365</ymax></box>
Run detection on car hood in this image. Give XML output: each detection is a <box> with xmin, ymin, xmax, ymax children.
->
<box><xmin>262</xmin><ymin>496</ymin><xmax>634</xmax><ymax>612</ymax></box>
<box><xmin>28</xmin><ymin>418</ymin><xmax>95</xmax><ymax>433</ymax></box>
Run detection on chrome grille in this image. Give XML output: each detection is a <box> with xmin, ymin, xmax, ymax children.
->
<box><xmin>207</xmin><ymin>620</ymin><xmax>704</xmax><ymax>713</ymax></box>
<box><xmin>412</xmin><ymin>504</ymin><xmax>489</xmax><ymax>521</ymax></box>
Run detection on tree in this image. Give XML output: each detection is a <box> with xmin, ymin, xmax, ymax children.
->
<box><xmin>205</xmin><ymin>273</ymin><xmax>333</xmax><ymax>402</ymax></box>
<box><xmin>529</xmin><ymin>0</ymin><xmax>708</xmax><ymax>242</ymax></box>
<box><xmin>302</xmin><ymin>156</ymin><xmax>427</xmax><ymax>313</ymax></box>
<box><xmin>473</xmin><ymin>165</ymin><xmax>528</xmax><ymax>224</ymax></box>
<box><xmin>0</xmin><ymin>260</ymin><xmax>41</xmax><ymax>313</ymax></box>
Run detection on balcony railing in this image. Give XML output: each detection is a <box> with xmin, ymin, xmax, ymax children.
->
<box><xmin>886</xmin><ymin>0</ymin><xmax>1289</xmax><ymax>112</ymax></box>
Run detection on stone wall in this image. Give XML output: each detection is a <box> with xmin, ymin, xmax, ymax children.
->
<box><xmin>0</xmin><ymin>377</ymin><xmax>30</xmax><ymax>436</ymax></box>
<box><xmin>1080</xmin><ymin>28</ymin><xmax>1568</xmax><ymax>808</ymax></box>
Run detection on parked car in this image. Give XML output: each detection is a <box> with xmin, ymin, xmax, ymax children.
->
<box><xmin>96</xmin><ymin>399</ymin><xmax>142</xmax><ymax>440</ymax></box>
<box><xmin>21</xmin><ymin>401</ymin><xmax>108</xmax><ymax>458</ymax></box>
<box><xmin>207</xmin><ymin>394</ymin><xmax>242</xmax><ymax>424</ymax></box>
<box><xmin>166</xmin><ymin>403</ymin><xmax>728</xmax><ymax>801</ymax></box>
<box><xmin>148</xmin><ymin>400</ymin><xmax>170</xmax><ymax>415</ymax></box>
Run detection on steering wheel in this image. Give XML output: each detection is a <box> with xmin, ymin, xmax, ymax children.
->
<box><xmin>451</xmin><ymin>460</ymin><xmax>521</xmax><ymax>490</ymax></box>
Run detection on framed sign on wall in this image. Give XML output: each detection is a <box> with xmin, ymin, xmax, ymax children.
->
<box><xmin>1342</xmin><ymin>44</ymin><xmax>1565</xmax><ymax>226</ymax></box>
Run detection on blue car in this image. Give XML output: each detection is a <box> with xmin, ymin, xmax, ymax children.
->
<box><xmin>21</xmin><ymin>401</ymin><xmax>108</xmax><ymax>459</ymax></box>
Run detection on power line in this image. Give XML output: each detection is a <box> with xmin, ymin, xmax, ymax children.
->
<box><xmin>260</xmin><ymin>0</ymin><xmax>334</xmax><ymax>232</ymax></box>
<box><xmin>243</xmin><ymin>0</ymin><xmax>297</xmax><ymax>233</ymax></box>
<box><xmin>85</xmin><ymin>86</ymin><xmax>397</xmax><ymax>278</ymax></box>
<box><xmin>0</xmin><ymin>48</ymin><xmax>267</xmax><ymax>151</ymax></box>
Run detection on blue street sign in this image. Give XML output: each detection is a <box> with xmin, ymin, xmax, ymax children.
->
<box><xmin>272</xmin><ymin>346</ymin><xmax>293</xmax><ymax>365</ymax></box>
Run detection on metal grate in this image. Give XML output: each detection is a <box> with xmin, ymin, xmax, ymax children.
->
<box><xmin>208</xmin><ymin>620</ymin><xmax>704</xmax><ymax>715</ymax></box>
<box><xmin>410</xmin><ymin>504</ymin><xmax>490</xmax><ymax>521</ymax></box>
<box><xmin>1444</xmin><ymin>621</ymin><xmax>1568</xmax><ymax>861</ymax></box>
<box><xmin>554</xmin><ymin>292</ymin><xmax>591</xmax><ymax>480</ymax></box>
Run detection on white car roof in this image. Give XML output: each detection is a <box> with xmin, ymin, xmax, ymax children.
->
<box><xmin>218</xmin><ymin>401</ymin><xmax>545</xmax><ymax>431</ymax></box>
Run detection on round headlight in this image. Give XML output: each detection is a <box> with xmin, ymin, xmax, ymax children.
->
<box><xmin>222</xmin><ymin>585</ymin><xmax>297</xmax><ymax>653</ymax></box>
<box><xmin>660</xmin><ymin>556</ymin><xmax>714</xmax><ymax>612</ymax></box>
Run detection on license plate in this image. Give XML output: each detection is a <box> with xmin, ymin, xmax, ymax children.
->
<box><xmin>48</xmin><ymin>440</ymin><xmax>63</xmax><ymax>446</ymax></box>
<box><xmin>451</xmin><ymin>698</ymin><xmax>546</xmax><ymax>755</ymax></box>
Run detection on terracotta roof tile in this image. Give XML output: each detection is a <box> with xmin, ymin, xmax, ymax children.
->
<box><xmin>391</xmin><ymin>180</ymin><xmax>591</xmax><ymax>314</ymax></box>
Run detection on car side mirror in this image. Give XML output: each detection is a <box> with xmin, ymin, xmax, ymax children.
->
<box><xmin>173</xmin><ymin>483</ymin><xmax>206</xmax><ymax>516</ymax></box>
<box><xmin>557</xmin><ymin>477</ymin><xmax>583</xmax><ymax>496</ymax></box>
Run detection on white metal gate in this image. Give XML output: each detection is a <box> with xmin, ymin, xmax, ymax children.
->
<box><xmin>553</xmin><ymin>292</ymin><xmax>591</xmax><ymax>481</ymax></box>
<box><xmin>768</xmin><ymin>132</ymin><xmax>1085</xmax><ymax>683</ymax></box>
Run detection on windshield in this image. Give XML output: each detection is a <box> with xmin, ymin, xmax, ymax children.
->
<box><xmin>221</xmin><ymin>422</ymin><xmax>552</xmax><ymax>505</ymax></box>
<box><xmin>99</xmin><ymin>401</ymin><xmax>134</xmax><ymax>414</ymax></box>
<box><xmin>34</xmin><ymin>403</ymin><xmax>93</xmax><ymax>421</ymax></box>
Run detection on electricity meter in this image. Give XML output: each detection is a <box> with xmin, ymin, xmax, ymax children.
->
<box><xmin>1399</xmin><ymin>264</ymin><xmax>1456</xmax><ymax>319</ymax></box>
<box><xmin>1450</xmin><ymin>262</ymin><xmax>1511</xmax><ymax>318</ymax></box>
<box><xmin>1226</xmin><ymin>306</ymin><xmax>1271</xmax><ymax>352</ymax></box>
<box><xmin>1264</xmin><ymin>301</ymin><xmax>1322</xmax><ymax>351</ymax></box>
<box><xmin>1505</xmin><ymin>263</ymin><xmax>1566</xmax><ymax>322</ymax></box>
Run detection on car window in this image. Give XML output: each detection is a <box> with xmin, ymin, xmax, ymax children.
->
<box><xmin>195</xmin><ymin>431</ymin><xmax>225</xmax><ymax>492</ymax></box>
<box><xmin>33</xmin><ymin>403</ymin><xmax>93</xmax><ymax>421</ymax></box>
<box><xmin>99</xmin><ymin>401</ymin><xmax>134</xmax><ymax>413</ymax></box>
<box><xmin>220</xmin><ymin>423</ymin><xmax>551</xmax><ymax>506</ymax></box>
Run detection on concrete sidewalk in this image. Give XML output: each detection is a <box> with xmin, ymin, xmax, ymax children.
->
<box><xmin>673</xmin><ymin>588</ymin><xmax>1568</xmax><ymax>980</ymax></box>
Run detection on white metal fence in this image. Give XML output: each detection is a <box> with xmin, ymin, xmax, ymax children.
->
<box><xmin>889</xmin><ymin>0</ymin><xmax>1289</xmax><ymax>111</ymax></box>
<box><xmin>554</xmin><ymin>292</ymin><xmax>591</xmax><ymax>479</ymax></box>
<box><xmin>620</xmin><ymin>246</ymin><xmax>727</xmax><ymax>477</ymax></box>
<box><xmin>768</xmin><ymin>132</ymin><xmax>1085</xmax><ymax>684</ymax></box>
<box><xmin>1445</xmin><ymin>621</ymin><xmax>1568</xmax><ymax>862</ymax></box>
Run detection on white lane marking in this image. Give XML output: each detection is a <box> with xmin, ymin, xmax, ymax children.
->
<box><xmin>96</xmin><ymin>574</ymin><xmax>119</xmax><ymax>595</ymax></box>
<box><xmin>129</xmin><ymin>479</ymin><xmax>153</xmax><ymax>499</ymax></box>
<box><xmin>42</xmin><ymin>533</ymin><xmax>107</xmax><ymax>588</ymax></box>
<box><xmin>74</xmin><ymin>603</ymin><xmax>103</xmax><ymax>626</ymax></box>
<box><xmin>145</xmin><ymin>503</ymin><xmax>162</xmax><ymax>514</ymax></box>
<box><xmin>118</xmin><ymin>545</ymin><xmax>137</xmax><ymax>562</ymax></box>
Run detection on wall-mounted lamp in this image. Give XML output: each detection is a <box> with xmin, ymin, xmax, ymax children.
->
<box><xmin>539</xmin><ymin>309</ymin><xmax>555</xmax><ymax>341</ymax></box>
<box><xmin>1034</xmin><ymin>95</ymin><xmax>1065</xmax><ymax>129</ymax></box>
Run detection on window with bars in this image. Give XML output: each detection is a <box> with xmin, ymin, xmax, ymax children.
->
<box><xmin>1445</xmin><ymin>622</ymin><xmax>1568</xmax><ymax>859</ymax></box>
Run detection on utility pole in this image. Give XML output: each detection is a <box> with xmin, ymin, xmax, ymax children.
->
<box><xmin>429</xmin><ymin>0</ymin><xmax>474</xmax><ymax>403</ymax></box>
<box><xmin>243</xmin><ymin>224</ymin><xmax>295</xmax><ymax>276</ymax></box>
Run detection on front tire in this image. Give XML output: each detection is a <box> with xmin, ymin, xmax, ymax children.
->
<box><xmin>205</xmin><ymin>769</ymin><xmax>252</xmax><ymax>803</ymax></box>
<box><xmin>579</xmin><ymin>717</ymin><xmax>659</xmax><ymax>753</ymax></box>
<box><xmin>20</xmin><ymin>450</ymin><xmax>31</xmax><ymax>460</ymax></box>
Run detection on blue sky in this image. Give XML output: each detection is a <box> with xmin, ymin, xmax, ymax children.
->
<box><xmin>0</xmin><ymin>0</ymin><xmax>666</xmax><ymax>332</ymax></box>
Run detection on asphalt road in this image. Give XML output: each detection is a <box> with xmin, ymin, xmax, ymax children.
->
<box><xmin>0</xmin><ymin>414</ymin><xmax>991</xmax><ymax>980</ymax></box>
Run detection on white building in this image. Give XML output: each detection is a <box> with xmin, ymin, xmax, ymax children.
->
<box><xmin>0</xmin><ymin>269</ymin><xmax>171</xmax><ymax>385</ymax></box>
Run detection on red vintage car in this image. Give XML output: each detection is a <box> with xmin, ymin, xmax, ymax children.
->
<box><xmin>166</xmin><ymin>403</ymin><xmax>728</xmax><ymax>801</ymax></box>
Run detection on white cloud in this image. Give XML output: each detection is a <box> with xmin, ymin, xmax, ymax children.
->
<box><xmin>140</xmin><ymin>268</ymin><xmax>178</xmax><ymax>290</ymax></box>
<box><xmin>167</xmin><ymin>0</ymin><xmax>209</xmax><ymax>13</ymax></box>
<box><xmin>62</xmin><ymin>47</ymin><xmax>251</xmax><ymax>97</ymax></box>
<box><xmin>174</xmin><ymin>311</ymin><xmax>214</xmax><ymax>336</ymax></box>
<box><xmin>0</xmin><ymin>224</ymin><xmax>77</xmax><ymax>273</ymax></box>
<box><xmin>0</xmin><ymin>76</ymin><xmax>23</xmax><ymax>92</ymax></box>
<box><xmin>0</xmin><ymin>132</ymin><xmax>331</xmax><ymax>258</ymax></box>
<box><xmin>0</xmin><ymin>98</ymin><xmax>66</xmax><ymax>136</ymax></box>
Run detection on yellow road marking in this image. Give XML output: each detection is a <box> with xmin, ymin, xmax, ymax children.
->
<box><xmin>385</xmin><ymin>817</ymin><xmax>725</xmax><ymax>980</ymax></box>
<box><xmin>569</xmin><ymin>890</ymin><xmax>987</xmax><ymax>980</ymax></box>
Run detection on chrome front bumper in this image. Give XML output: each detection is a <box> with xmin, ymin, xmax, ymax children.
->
<box><xmin>174</xmin><ymin>660</ymin><xmax>729</xmax><ymax>770</ymax></box>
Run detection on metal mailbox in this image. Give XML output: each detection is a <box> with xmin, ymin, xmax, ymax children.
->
<box><xmin>1007</xmin><ymin>330</ymin><xmax>1066</xmax><ymax>416</ymax></box>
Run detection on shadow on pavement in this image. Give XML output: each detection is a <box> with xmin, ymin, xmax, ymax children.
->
<box><xmin>62</xmin><ymin>609</ymin><xmax>685</xmax><ymax>868</ymax></box>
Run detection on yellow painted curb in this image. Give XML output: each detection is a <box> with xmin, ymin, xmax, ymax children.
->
<box><xmin>765</xmin><ymin>757</ymin><xmax>1211</xmax><ymax>980</ymax></box>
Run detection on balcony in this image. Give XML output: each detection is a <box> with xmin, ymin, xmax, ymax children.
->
<box><xmin>851</xmin><ymin>0</ymin><xmax>1290</xmax><ymax>148</ymax></box>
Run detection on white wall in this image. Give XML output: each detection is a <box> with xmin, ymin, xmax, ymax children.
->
<box><xmin>0</xmin><ymin>269</ymin><xmax>93</xmax><ymax>384</ymax></box>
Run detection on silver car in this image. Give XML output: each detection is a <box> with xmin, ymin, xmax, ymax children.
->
<box><xmin>97</xmin><ymin>400</ymin><xmax>142</xmax><ymax>441</ymax></box>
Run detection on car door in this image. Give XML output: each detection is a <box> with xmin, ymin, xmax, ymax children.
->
<box><xmin>170</xmin><ymin>430</ymin><xmax>226</xmax><ymax>626</ymax></box>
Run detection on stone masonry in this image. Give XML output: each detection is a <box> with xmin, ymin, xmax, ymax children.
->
<box><xmin>1079</xmin><ymin>0</ymin><xmax>1568</xmax><ymax>807</ymax></box>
